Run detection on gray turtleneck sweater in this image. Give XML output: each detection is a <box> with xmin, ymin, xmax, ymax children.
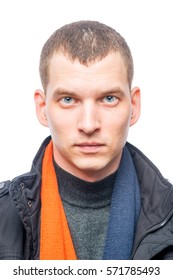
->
<box><xmin>54</xmin><ymin>162</ymin><xmax>117</xmax><ymax>260</ymax></box>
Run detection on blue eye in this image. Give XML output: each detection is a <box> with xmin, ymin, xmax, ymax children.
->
<box><xmin>103</xmin><ymin>96</ymin><xmax>117</xmax><ymax>103</ymax></box>
<box><xmin>62</xmin><ymin>97</ymin><xmax>73</xmax><ymax>104</ymax></box>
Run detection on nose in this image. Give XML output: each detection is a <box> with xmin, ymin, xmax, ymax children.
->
<box><xmin>78</xmin><ymin>102</ymin><xmax>101</xmax><ymax>135</ymax></box>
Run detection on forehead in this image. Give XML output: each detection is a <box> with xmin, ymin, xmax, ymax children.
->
<box><xmin>47</xmin><ymin>52</ymin><xmax>129</xmax><ymax>93</ymax></box>
<box><xmin>49</xmin><ymin>51</ymin><xmax>126</xmax><ymax>73</ymax></box>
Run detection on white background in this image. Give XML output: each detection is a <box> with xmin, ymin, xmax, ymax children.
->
<box><xmin>0</xmin><ymin>260</ymin><xmax>172</xmax><ymax>279</ymax></box>
<box><xmin>0</xmin><ymin>0</ymin><xmax>172</xmax><ymax>182</ymax></box>
<box><xmin>0</xmin><ymin>260</ymin><xmax>171</xmax><ymax>279</ymax></box>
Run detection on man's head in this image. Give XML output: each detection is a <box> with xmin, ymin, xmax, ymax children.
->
<box><xmin>39</xmin><ymin>20</ymin><xmax>134</xmax><ymax>91</ymax></box>
<box><xmin>35</xmin><ymin>21</ymin><xmax>140</xmax><ymax>182</ymax></box>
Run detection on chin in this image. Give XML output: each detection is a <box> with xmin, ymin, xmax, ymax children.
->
<box><xmin>75</xmin><ymin>161</ymin><xmax>109</xmax><ymax>175</ymax></box>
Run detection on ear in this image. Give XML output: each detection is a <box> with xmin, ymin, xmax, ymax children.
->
<box><xmin>34</xmin><ymin>89</ymin><xmax>48</xmax><ymax>127</ymax></box>
<box><xmin>130</xmin><ymin>87</ymin><xmax>141</xmax><ymax>127</ymax></box>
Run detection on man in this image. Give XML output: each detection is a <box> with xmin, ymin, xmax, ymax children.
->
<box><xmin>0</xmin><ymin>20</ymin><xmax>173</xmax><ymax>260</ymax></box>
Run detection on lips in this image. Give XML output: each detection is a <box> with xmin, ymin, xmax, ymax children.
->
<box><xmin>75</xmin><ymin>142</ymin><xmax>105</xmax><ymax>153</ymax></box>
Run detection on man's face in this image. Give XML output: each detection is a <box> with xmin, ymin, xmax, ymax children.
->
<box><xmin>35</xmin><ymin>52</ymin><xmax>140</xmax><ymax>182</ymax></box>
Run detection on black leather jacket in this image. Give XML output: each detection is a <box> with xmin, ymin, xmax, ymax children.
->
<box><xmin>0</xmin><ymin>136</ymin><xmax>173</xmax><ymax>259</ymax></box>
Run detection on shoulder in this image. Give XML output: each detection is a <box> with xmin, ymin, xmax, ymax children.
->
<box><xmin>126</xmin><ymin>142</ymin><xmax>173</xmax><ymax>188</ymax></box>
<box><xmin>0</xmin><ymin>180</ymin><xmax>15</xmax><ymax>213</ymax></box>
<box><xmin>0</xmin><ymin>179</ymin><xmax>26</xmax><ymax>260</ymax></box>
<box><xmin>0</xmin><ymin>179</ymin><xmax>20</xmax><ymax>223</ymax></box>
<box><xmin>0</xmin><ymin>180</ymin><xmax>10</xmax><ymax>198</ymax></box>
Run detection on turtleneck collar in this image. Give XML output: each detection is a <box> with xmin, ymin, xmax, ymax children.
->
<box><xmin>54</xmin><ymin>161</ymin><xmax>117</xmax><ymax>209</ymax></box>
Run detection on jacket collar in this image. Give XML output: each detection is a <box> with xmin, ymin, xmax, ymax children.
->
<box><xmin>127</xmin><ymin>142</ymin><xmax>173</xmax><ymax>222</ymax></box>
<box><xmin>127</xmin><ymin>142</ymin><xmax>173</xmax><ymax>258</ymax></box>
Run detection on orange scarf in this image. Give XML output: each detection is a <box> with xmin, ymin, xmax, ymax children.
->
<box><xmin>40</xmin><ymin>141</ymin><xmax>77</xmax><ymax>260</ymax></box>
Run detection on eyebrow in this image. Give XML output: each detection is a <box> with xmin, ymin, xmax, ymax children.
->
<box><xmin>99</xmin><ymin>87</ymin><xmax>125</xmax><ymax>97</ymax></box>
<box><xmin>52</xmin><ymin>87</ymin><xmax>125</xmax><ymax>98</ymax></box>
<box><xmin>52</xmin><ymin>88</ymin><xmax>78</xmax><ymax>98</ymax></box>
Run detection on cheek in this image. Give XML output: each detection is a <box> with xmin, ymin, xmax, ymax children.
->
<box><xmin>46</xmin><ymin>108</ymin><xmax>75</xmax><ymax>142</ymax></box>
<box><xmin>106</xmin><ymin>107</ymin><xmax>131</xmax><ymax>131</ymax></box>
<box><xmin>118</xmin><ymin>113</ymin><xmax>131</xmax><ymax>139</ymax></box>
<box><xmin>105</xmin><ymin>109</ymin><xmax>131</xmax><ymax>145</ymax></box>
<box><xmin>46</xmin><ymin>108</ymin><xmax>62</xmax><ymax>136</ymax></box>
